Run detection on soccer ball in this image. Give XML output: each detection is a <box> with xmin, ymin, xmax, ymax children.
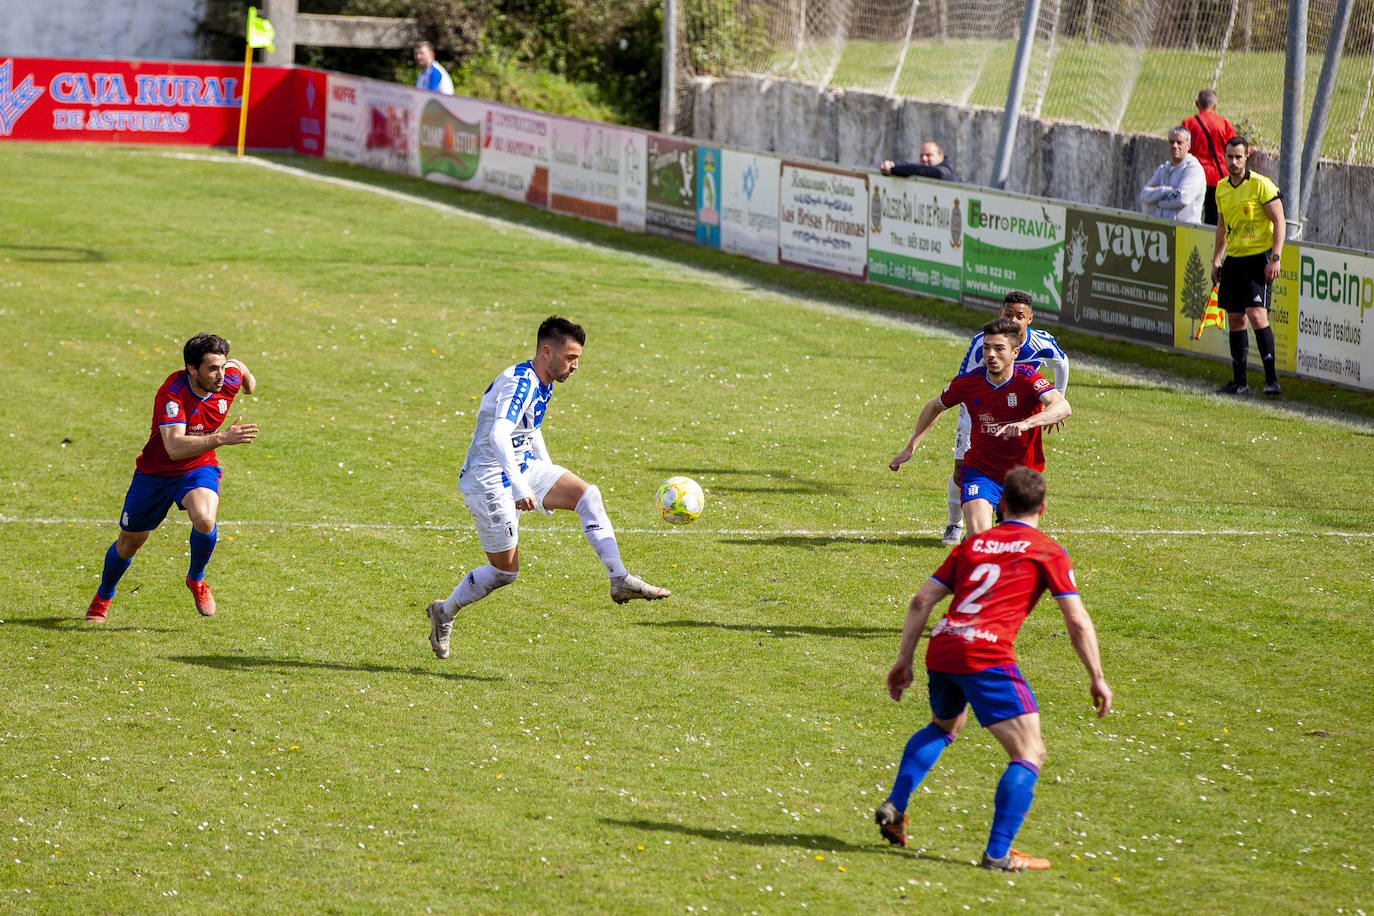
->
<box><xmin>656</xmin><ymin>476</ymin><xmax>704</xmax><ymax>525</ymax></box>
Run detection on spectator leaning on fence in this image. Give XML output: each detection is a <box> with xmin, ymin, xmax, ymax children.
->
<box><xmin>1141</xmin><ymin>126</ymin><xmax>1205</xmax><ymax>223</ymax></box>
<box><xmin>1182</xmin><ymin>89</ymin><xmax>1236</xmax><ymax>225</ymax></box>
<box><xmin>881</xmin><ymin>142</ymin><xmax>963</xmax><ymax>183</ymax></box>
<box><xmin>414</xmin><ymin>41</ymin><xmax>454</xmax><ymax>95</ymax></box>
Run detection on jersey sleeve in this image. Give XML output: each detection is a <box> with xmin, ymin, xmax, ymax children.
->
<box><xmin>930</xmin><ymin>548</ymin><xmax>960</xmax><ymax>590</ymax></box>
<box><xmin>938</xmin><ymin>375</ymin><xmax>967</xmax><ymax>409</ymax></box>
<box><xmin>1042</xmin><ymin>544</ymin><xmax>1079</xmax><ymax>598</ymax></box>
<box><xmin>1033</xmin><ymin>334</ymin><xmax>1069</xmax><ymax>392</ymax></box>
<box><xmin>157</xmin><ymin>385</ymin><xmax>186</xmax><ymax>427</ymax></box>
<box><xmin>1027</xmin><ymin>369</ymin><xmax>1054</xmax><ymax>397</ymax></box>
<box><xmin>493</xmin><ymin>372</ymin><xmax>533</xmax><ymax>424</ymax></box>
<box><xmin>957</xmin><ymin>335</ymin><xmax>982</xmax><ymax>375</ymax></box>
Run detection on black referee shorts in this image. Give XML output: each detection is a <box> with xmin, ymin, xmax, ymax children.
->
<box><xmin>1218</xmin><ymin>252</ymin><xmax>1272</xmax><ymax>314</ymax></box>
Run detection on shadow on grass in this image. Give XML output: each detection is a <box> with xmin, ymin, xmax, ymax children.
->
<box><xmin>0</xmin><ymin>244</ymin><xmax>106</xmax><ymax>262</ymax></box>
<box><xmin>645</xmin><ymin>466</ymin><xmax>847</xmax><ymax>497</ymax></box>
<box><xmin>601</xmin><ymin>817</ymin><xmax>963</xmax><ymax>865</ymax></box>
<box><xmin>721</xmin><ymin>534</ymin><xmax>938</xmax><ymax>548</ymax></box>
<box><xmin>1</xmin><ymin>615</ymin><xmax>179</xmax><ymax>634</ymax></box>
<box><xmin>167</xmin><ymin>653</ymin><xmax>500</xmax><ymax>682</ymax></box>
<box><xmin>636</xmin><ymin>619</ymin><xmax>895</xmax><ymax>640</ymax></box>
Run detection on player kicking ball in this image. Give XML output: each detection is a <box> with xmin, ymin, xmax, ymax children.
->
<box><xmin>889</xmin><ymin>316</ymin><xmax>1070</xmax><ymax>539</ymax></box>
<box><xmin>425</xmin><ymin>316</ymin><xmax>669</xmax><ymax>660</ymax></box>
<box><xmin>875</xmin><ymin>466</ymin><xmax>1112</xmax><ymax>871</ymax></box>
<box><xmin>86</xmin><ymin>333</ymin><xmax>258</xmax><ymax>622</ymax></box>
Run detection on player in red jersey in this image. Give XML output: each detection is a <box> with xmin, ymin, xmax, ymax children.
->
<box><xmin>85</xmin><ymin>333</ymin><xmax>258</xmax><ymax>622</ymax></box>
<box><xmin>889</xmin><ymin>317</ymin><xmax>1070</xmax><ymax>537</ymax></box>
<box><xmin>874</xmin><ymin>466</ymin><xmax>1111</xmax><ymax>871</ymax></box>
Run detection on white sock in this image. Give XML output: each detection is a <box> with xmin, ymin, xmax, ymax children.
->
<box><xmin>444</xmin><ymin>564</ymin><xmax>518</xmax><ymax>615</ymax></box>
<box><xmin>575</xmin><ymin>485</ymin><xmax>627</xmax><ymax>579</ymax></box>
<box><xmin>947</xmin><ymin>474</ymin><xmax>964</xmax><ymax>527</ymax></box>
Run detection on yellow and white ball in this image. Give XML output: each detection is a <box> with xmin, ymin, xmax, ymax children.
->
<box><xmin>655</xmin><ymin>476</ymin><xmax>704</xmax><ymax>525</ymax></box>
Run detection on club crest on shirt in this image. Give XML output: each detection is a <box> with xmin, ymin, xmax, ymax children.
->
<box><xmin>218</xmin><ymin>398</ymin><xmax>227</xmax><ymax>413</ymax></box>
<box><xmin>1006</xmin><ymin>392</ymin><xmax>1018</xmax><ymax>408</ymax></box>
<box><xmin>164</xmin><ymin>401</ymin><xmax>180</xmax><ymax>419</ymax></box>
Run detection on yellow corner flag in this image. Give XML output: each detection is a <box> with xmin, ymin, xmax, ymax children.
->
<box><xmin>247</xmin><ymin>6</ymin><xmax>275</xmax><ymax>51</ymax></box>
<box><xmin>1193</xmin><ymin>286</ymin><xmax>1227</xmax><ymax>340</ymax></box>
<box><xmin>238</xmin><ymin>7</ymin><xmax>275</xmax><ymax>156</ymax></box>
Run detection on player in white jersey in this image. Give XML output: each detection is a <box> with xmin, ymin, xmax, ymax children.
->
<box><xmin>425</xmin><ymin>316</ymin><xmax>669</xmax><ymax>660</ymax></box>
<box><xmin>941</xmin><ymin>291</ymin><xmax>1068</xmax><ymax>545</ymax></box>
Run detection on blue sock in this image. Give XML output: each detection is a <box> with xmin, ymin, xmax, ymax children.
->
<box><xmin>888</xmin><ymin>723</ymin><xmax>955</xmax><ymax>812</ymax></box>
<box><xmin>97</xmin><ymin>542</ymin><xmax>132</xmax><ymax>600</ymax></box>
<box><xmin>986</xmin><ymin>758</ymin><xmax>1040</xmax><ymax>859</ymax></box>
<box><xmin>187</xmin><ymin>525</ymin><xmax>217</xmax><ymax>582</ymax></box>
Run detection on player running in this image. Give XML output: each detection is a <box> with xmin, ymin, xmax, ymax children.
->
<box><xmin>424</xmin><ymin>316</ymin><xmax>669</xmax><ymax>660</ymax></box>
<box><xmin>874</xmin><ymin>466</ymin><xmax>1112</xmax><ymax>871</ymax></box>
<box><xmin>890</xmin><ymin>317</ymin><xmax>1070</xmax><ymax>539</ymax></box>
<box><xmin>941</xmin><ymin>291</ymin><xmax>1067</xmax><ymax>544</ymax></box>
<box><xmin>85</xmin><ymin>333</ymin><xmax>258</xmax><ymax>622</ymax></box>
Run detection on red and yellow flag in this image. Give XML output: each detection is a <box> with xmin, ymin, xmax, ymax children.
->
<box><xmin>1193</xmin><ymin>286</ymin><xmax>1227</xmax><ymax>340</ymax></box>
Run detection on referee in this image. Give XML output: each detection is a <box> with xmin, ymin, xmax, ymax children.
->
<box><xmin>1211</xmin><ymin>137</ymin><xmax>1285</xmax><ymax>396</ymax></box>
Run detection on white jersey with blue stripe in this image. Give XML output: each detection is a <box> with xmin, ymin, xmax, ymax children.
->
<box><xmin>459</xmin><ymin>361</ymin><xmax>552</xmax><ymax>499</ymax></box>
<box><xmin>957</xmin><ymin>327</ymin><xmax>1069</xmax><ymax>392</ymax></box>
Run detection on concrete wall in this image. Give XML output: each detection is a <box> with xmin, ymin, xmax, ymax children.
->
<box><xmin>690</xmin><ymin>74</ymin><xmax>1372</xmax><ymax>251</ymax></box>
<box><xmin>0</xmin><ymin>0</ymin><xmax>205</xmax><ymax>60</ymax></box>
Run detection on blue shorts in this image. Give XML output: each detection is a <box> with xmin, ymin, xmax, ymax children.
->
<box><xmin>961</xmin><ymin>467</ymin><xmax>1002</xmax><ymax>509</ymax></box>
<box><xmin>927</xmin><ymin>664</ymin><xmax>1039</xmax><ymax>727</ymax></box>
<box><xmin>119</xmin><ymin>466</ymin><xmax>222</xmax><ymax>532</ymax></box>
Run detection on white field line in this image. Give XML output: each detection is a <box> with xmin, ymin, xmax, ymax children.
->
<box><xmin>2</xmin><ymin>515</ymin><xmax>1370</xmax><ymax>539</ymax></box>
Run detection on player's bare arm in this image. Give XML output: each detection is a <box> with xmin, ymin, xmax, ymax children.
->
<box><xmin>227</xmin><ymin>358</ymin><xmax>257</xmax><ymax>395</ymax></box>
<box><xmin>887</xmin><ymin>578</ymin><xmax>951</xmax><ymax>700</ymax></box>
<box><xmin>1263</xmin><ymin>197</ymin><xmax>1285</xmax><ymax>282</ymax></box>
<box><xmin>889</xmin><ymin>395</ymin><xmax>950</xmax><ymax>471</ymax></box>
<box><xmin>1211</xmin><ymin>212</ymin><xmax>1228</xmax><ymax>284</ymax></box>
<box><xmin>1056</xmin><ymin>593</ymin><xmax>1112</xmax><ymax>717</ymax></box>
<box><xmin>159</xmin><ymin>416</ymin><xmax>259</xmax><ymax>461</ymax></box>
<box><xmin>993</xmin><ymin>389</ymin><xmax>1071</xmax><ymax>439</ymax></box>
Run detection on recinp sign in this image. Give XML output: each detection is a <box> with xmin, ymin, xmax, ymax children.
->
<box><xmin>1295</xmin><ymin>245</ymin><xmax>1373</xmax><ymax>390</ymax></box>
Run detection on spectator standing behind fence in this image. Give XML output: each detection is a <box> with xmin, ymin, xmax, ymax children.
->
<box><xmin>414</xmin><ymin>41</ymin><xmax>454</xmax><ymax>95</ymax></box>
<box><xmin>881</xmin><ymin>142</ymin><xmax>963</xmax><ymax>183</ymax></box>
<box><xmin>1212</xmin><ymin>137</ymin><xmax>1284</xmax><ymax>397</ymax></box>
<box><xmin>1140</xmin><ymin>126</ymin><xmax>1205</xmax><ymax>223</ymax></box>
<box><xmin>1182</xmin><ymin>89</ymin><xmax>1236</xmax><ymax>225</ymax></box>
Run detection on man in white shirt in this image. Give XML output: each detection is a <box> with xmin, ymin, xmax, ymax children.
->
<box><xmin>1141</xmin><ymin>126</ymin><xmax>1205</xmax><ymax>223</ymax></box>
<box><xmin>425</xmin><ymin>316</ymin><xmax>669</xmax><ymax>660</ymax></box>
<box><xmin>414</xmin><ymin>41</ymin><xmax>454</xmax><ymax>95</ymax></box>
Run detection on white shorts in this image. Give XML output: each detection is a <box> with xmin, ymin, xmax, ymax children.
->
<box><xmin>463</xmin><ymin>461</ymin><xmax>570</xmax><ymax>554</ymax></box>
<box><xmin>953</xmin><ymin>406</ymin><xmax>972</xmax><ymax>460</ymax></box>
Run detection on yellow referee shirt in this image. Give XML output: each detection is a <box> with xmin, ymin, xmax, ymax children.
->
<box><xmin>1216</xmin><ymin>170</ymin><xmax>1281</xmax><ymax>258</ymax></box>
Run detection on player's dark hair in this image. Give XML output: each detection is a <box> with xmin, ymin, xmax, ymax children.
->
<box><xmin>982</xmin><ymin>317</ymin><xmax>1021</xmax><ymax>341</ymax></box>
<box><xmin>184</xmin><ymin>333</ymin><xmax>230</xmax><ymax>368</ymax></box>
<box><xmin>1225</xmin><ymin>136</ymin><xmax>1250</xmax><ymax>153</ymax></box>
<box><xmin>1002</xmin><ymin>466</ymin><xmax>1047</xmax><ymax>516</ymax></box>
<box><xmin>538</xmin><ymin>315</ymin><xmax>586</xmax><ymax>348</ymax></box>
<box><xmin>1002</xmin><ymin>290</ymin><xmax>1034</xmax><ymax>311</ymax></box>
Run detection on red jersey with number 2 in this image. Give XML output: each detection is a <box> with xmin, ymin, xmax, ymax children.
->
<box><xmin>135</xmin><ymin>366</ymin><xmax>243</xmax><ymax>476</ymax></box>
<box><xmin>924</xmin><ymin>521</ymin><xmax>1078</xmax><ymax>673</ymax></box>
<box><xmin>939</xmin><ymin>364</ymin><xmax>1053</xmax><ymax>481</ymax></box>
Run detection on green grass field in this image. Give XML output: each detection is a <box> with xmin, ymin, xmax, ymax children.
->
<box><xmin>1</xmin><ymin>143</ymin><xmax>1372</xmax><ymax>914</ymax></box>
<box><xmin>828</xmin><ymin>38</ymin><xmax>1374</xmax><ymax>161</ymax></box>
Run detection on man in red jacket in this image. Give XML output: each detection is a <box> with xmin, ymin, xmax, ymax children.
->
<box><xmin>1183</xmin><ymin>88</ymin><xmax>1237</xmax><ymax>226</ymax></box>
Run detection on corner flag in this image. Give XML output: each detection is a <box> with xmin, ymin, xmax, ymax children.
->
<box><xmin>247</xmin><ymin>7</ymin><xmax>275</xmax><ymax>52</ymax></box>
<box><xmin>238</xmin><ymin>6</ymin><xmax>275</xmax><ymax>156</ymax></box>
<box><xmin>1193</xmin><ymin>286</ymin><xmax>1227</xmax><ymax>340</ymax></box>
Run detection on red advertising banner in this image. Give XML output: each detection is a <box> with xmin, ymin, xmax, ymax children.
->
<box><xmin>0</xmin><ymin>57</ymin><xmax>325</xmax><ymax>154</ymax></box>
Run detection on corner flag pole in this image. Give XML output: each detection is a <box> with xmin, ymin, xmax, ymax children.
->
<box><xmin>238</xmin><ymin>6</ymin><xmax>275</xmax><ymax>157</ymax></box>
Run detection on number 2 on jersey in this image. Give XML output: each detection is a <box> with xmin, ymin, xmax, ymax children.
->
<box><xmin>952</xmin><ymin>562</ymin><xmax>1000</xmax><ymax>617</ymax></box>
